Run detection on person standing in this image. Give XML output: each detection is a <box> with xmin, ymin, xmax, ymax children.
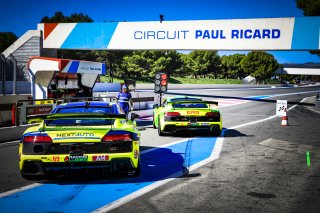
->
<box><xmin>116</xmin><ymin>84</ymin><xmax>133</xmax><ymax>115</ymax></box>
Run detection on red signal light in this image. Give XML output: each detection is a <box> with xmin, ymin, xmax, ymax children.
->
<box><xmin>154</xmin><ymin>72</ymin><xmax>168</xmax><ymax>93</ymax></box>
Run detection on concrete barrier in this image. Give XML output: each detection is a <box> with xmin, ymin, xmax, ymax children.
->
<box><xmin>0</xmin><ymin>124</ymin><xmax>36</xmax><ymax>142</ymax></box>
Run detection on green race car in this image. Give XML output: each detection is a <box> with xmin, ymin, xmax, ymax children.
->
<box><xmin>19</xmin><ymin>101</ymin><xmax>140</xmax><ymax>179</ymax></box>
<box><xmin>153</xmin><ymin>96</ymin><xmax>222</xmax><ymax>136</ymax></box>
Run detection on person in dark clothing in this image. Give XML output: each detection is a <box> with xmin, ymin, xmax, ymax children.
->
<box><xmin>116</xmin><ymin>84</ymin><xmax>133</xmax><ymax>115</ymax></box>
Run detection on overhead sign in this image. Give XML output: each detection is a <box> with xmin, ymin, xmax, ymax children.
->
<box><xmin>38</xmin><ymin>17</ymin><xmax>320</xmax><ymax>50</ymax></box>
<box><xmin>276</xmin><ymin>100</ymin><xmax>287</xmax><ymax>117</ymax></box>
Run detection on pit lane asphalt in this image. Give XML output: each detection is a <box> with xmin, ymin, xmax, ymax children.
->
<box><xmin>111</xmin><ymin>88</ymin><xmax>320</xmax><ymax>213</ymax></box>
<box><xmin>0</xmin><ymin>85</ymin><xmax>319</xmax><ymax>212</ymax></box>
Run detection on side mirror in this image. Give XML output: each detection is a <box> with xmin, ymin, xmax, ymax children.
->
<box><xmin>130</xmin><ymin>113</ymin><xmax>140</xmax><ymax>121</ymax></box>
<box><xmin>153</xmin><ymin>104</ymin><xmax>159</xmax><ymax>109</ymax></box>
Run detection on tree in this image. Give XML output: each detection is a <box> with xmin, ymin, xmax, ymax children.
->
<box><xmin>240</xmin><ymin>51</ymin><xmax>279</xmax><ymax>83</ymax></box>
<box><xmin>40</xmin><ymin>11</ymin><xmax>93</xmax><ymax>23</ymax></box>
<box><xmin>183</xmin><ymin>50</ymin><xmax>221</xmax><ymax>78</ymax></box>
<box><xmin>221</xmin><ymin>54</ymin><xmax>246</xmax><ymax>79</ymax></box>
<box><xmin>121</xmin><ymin>50</ymin><xmax>183</xmax><ymax>79</ymax></box>
<box><xmin>296</xmin><ymin>0</ymin><xmax>320</xmax><ymax>16</ymax></box>
<box><xmin>40</xmin><ymin>12</ymin><xmax>94</xmax><ymax>60</ymax></box>
<box><xmin>296</xmin><ymin>0</ymin><xmax>320</xmax><ymax>56</ymax></box>
<box><xmin>0</xmin><ymin>32</ymin><xmax>18</xmax><ymax>53</ymax></box>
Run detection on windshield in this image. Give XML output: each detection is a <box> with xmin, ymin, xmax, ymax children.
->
<box><xmin>55</xmin><ymin>107</ymin><xmax>115</xmax><ymax>114</ymax></box>
<box><xmin>172</xmin><ymin>103</ymin><xmax>208</xmax><ymax>108</ymax></box>
<box><xmin>170</xmin><ymin>98</ymin><xmax>201</xmax><ymax>102</ymax></box>
<box><xmin>45</xmin><ymin>118</ymin><xmax>115</xmax><ymax>126</ymax></box>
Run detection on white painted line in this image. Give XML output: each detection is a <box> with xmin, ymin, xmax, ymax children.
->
<box><xmin>0</xmin><ymin>141</ymin><xmax>20</xmax><ymax>147</ymax></box>
<box><xmin>0</xmin><ymin>96</ymin><xmax>311</xmax><ymax>209</ymax></box>
<box><xmin>93</xmin><ymin>171</ymin><xmax>183</xmax><ymax>213</ymax></box>
<box><xmin>0</xmin><ymin>183</ymin><xmax>43</xmax><ymax>198</ymax></box>
<box><xmin>94</xmin><ymin>133</ymin><xmax>225</xmax><ymax>213</ymax></box>
<box><xmin>141</xmin><ymin>138</ymin><xmax>192</xmax><ymax>154</ymax></box>
<box><xmin>94</xmin><ymin>96</ymin><xmax>313</xmax><ymax>212</ymax></box>
<box><xmin>227</xmin><ymin>97</ymin><xmax>308</xmax><ymax>130</ymax></box>
<box><xmin>188</xmin><ymin>132</ymin><xmax>225</xmax><ymax>171</ymax></box>
<box><xmin>223</xmin><ymin>113</ymin><xmax>270</xmax><ymax>117</ymax></box>
<box><xmin>268</xmin><ymin>90</ymin><xmax>319</xmax><ymax>98</ymax></box>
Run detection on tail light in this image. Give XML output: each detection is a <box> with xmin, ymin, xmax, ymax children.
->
<box><xmin>165</xmin><ymin>112</ymin><xmax>181</xmax><ymax>117</ymax></box>
<box><xmin>206</xmin><ymin>112</ymin><xmax>219</xmax><ymax>117</ymax></box>
<box><xmin>23</xmin><ymin>134</ymin><xmax>52</xmax><ymax>143</ymax></box>
<box><xmin>102</xmin><ymin>134</ymin><xmax>132</xmax><ymax>142</ymax></box>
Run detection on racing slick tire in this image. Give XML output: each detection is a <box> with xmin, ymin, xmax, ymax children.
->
<box><xmin>133</xmin><ymin>160</ymin><xmax>141</xmax><ymax>177</ymax></box>
<box><xmin>158</xmin><ymin>118</ymin><xmax>166</xmax><ymax>136</ymax></box>
<box><xmin>212</xmin><ymin>130</ymin><xmax>221</xmax><ymax>136</ymax></box>
<box><xmin>210</xmin><ymin>125</ymin><xmax>222</xmax><ymax>136</ymax></box>
<box><xmin>153</xmin><ymin>114</ymin><xmax>156</xmax><ymax>129</ymax></box>
<box><xmin>21</xmin><ymin>173</ymin><xmax>47</xmax><ymax>180</ymax></box>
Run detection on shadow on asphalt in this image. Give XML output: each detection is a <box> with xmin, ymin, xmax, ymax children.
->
<box><xmin>151</xmin><ymin>128</ymin><xmax>252</xmax><ymax>138</ymax></box>
<box><xmin>32</xmin><ymin>145</ymin><xmax>196</xmax><ymax>185</ymax></box>
<box><xmin>224</xmin><ymin>129</ymin><xmax>254</xmax><ymax>138</ymax></box>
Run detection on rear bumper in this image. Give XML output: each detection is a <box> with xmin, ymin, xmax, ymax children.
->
<box><xmin>162</xmin><ymin>121</ymin><xmax>222</xmax><ymax>132</ymax></box>
<box><xmin>20</xmin><ymin>152</ymin><xmax>139</xmax><ymax>176</ymax></box>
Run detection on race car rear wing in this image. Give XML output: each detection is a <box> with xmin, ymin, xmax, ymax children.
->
<box><xmin>27</xmin><ymin>113</ymin><xmax>127</xmax><ymax>124</ymax></box>
<box><xmin>169</xmin><ymin>100</ymin><xmax>218</xmax><ymax>106</ymax></box>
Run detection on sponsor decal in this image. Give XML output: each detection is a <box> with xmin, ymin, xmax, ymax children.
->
<box><xmin>201</xmin><ymin>123</ymin><xmax>210</xmax><ymax>126</ymax></box>
<box><xmin>56</xmin><ymin>133</ymin><xmax>94</xmax><ymax>137</ymax></box>
<box><xmin>134</xmin><ymin>150</ymin><xmax>139</xmax><ymax>159</ymax></box>
<box><xmin>187</xmin><ymin>111</ymin><xmax>199</xmax><ymax>115</ymax></box>
<box><xmin>52</xmin><ymin>156</ymin><xmax>60</xmax><ymax>162</ymax></box>
<box><xmin>92</xmin><ymin>155</ymin><xmax>109</xmax><ymax>161</ymax></box>
<box><xmin>41</xmin><ymin>157</ymin><xmax>52</xmax><ymax>162</ymax></box>
<box><xmin>64</xmin><ymin>155</ymin><xmax>88</xmax><ymax>162</ymax></box>
<box><xmin>26</xmin><ymin>105</ymin><xmax>53</xmax><ymax>116</ymax></box>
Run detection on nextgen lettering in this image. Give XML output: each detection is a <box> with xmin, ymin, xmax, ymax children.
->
<box><xmin>56</xmin><ymin>133</ymin><xmax>94</xmax><ymax>137</ymax></box>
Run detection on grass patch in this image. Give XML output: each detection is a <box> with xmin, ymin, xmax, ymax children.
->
<box><xmin>100</xmin><ymin>76</ymin><xmax>243</xmax><ymax>84</ymax></box>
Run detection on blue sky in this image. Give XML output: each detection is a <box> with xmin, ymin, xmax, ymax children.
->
<box><xmin>1</xmin><ymin>0</ymin><xmax>319</xmax><ymax>64</ymax></box>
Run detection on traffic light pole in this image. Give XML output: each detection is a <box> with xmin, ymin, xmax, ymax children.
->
<box><xmin>159</xmin><ymin>93</ymin><xmax>162</xmax><ymax>106</ymax></box>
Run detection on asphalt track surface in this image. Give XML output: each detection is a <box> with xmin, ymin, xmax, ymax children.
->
<box><xmin>0</xmin><ymin>85</ymin><xmax>319</xmax><ymax>212</ymax></box>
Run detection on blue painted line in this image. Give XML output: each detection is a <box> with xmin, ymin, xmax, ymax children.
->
<box><xmin>0</xmin><ymin>137</ymin><xmax>217</xmax><ymax>213</ymax></box>
<box><xmin>247</xmin><ymin>95</ymin><xmax>270</xmax><ymax>100</ymax></box>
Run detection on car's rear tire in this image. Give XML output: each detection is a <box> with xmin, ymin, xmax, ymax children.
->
<box><xmin>210</xmin><ymin>125</ymin><xmax>222</xmax><ymax>136</ymax></box>
<box><xmin>158</xmin><ymin>118</ymin><xmax>165</xmax><ymax>136</ymax></box>
<box><xmin>133</xmin><ymin>160</ymin><xmax>141</xmax><ymax>177</ymax></box>
<box><xmin>153</xmin><ymin>114</ymin><xmax>156</xmax><ymax>129</ymax></box>
<box><xmin>212</xmin><ymin>130</ymin><xmax>221</xmax><ymax>136</ymax></box>
<box><xmin>21</xmin><ymin>173</ymin><xmax>45</xmax><ymax>180</ymax></box>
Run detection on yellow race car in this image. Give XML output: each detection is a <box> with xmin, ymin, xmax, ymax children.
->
<box><xmin>153</xmin><ymin>96</ymin><xmax>222</xmax><ymax>136</ymax></box>
<box><xmin>19</xmin><ymin>101</ymin><xmax>140</xmax><ymax>179</ymax></box>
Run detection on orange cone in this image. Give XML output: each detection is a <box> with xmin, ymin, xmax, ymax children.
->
<box><xmin>281</xmin><ymin>116</ymin><xmax>289</xmax><ymax>126</ymax></box>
